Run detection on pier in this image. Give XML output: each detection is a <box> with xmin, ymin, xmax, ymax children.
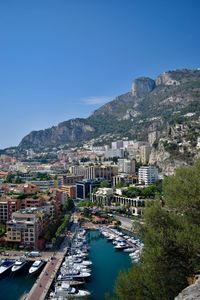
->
<box><xmin>18</xmin><ymin>238</ymin><xmax>69</xmax><ymax>300</ymax></box>
<box><xmin>25</xmin><ymin>254</ymin><xmax>63</xmax><ymax>300</ymax></box>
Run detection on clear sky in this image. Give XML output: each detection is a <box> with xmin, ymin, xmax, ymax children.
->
<box><xmin>0</xmin><ymin>0</ymin><xmax>199</xmax><ymax>148</ymax></box>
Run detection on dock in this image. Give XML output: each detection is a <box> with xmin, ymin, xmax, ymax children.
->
<box><xmin>21</xmin><ymin>238</ymin><xmax>70</xmax><ymax>300</ymax></box>
<box><xmin>25</xmin><ymin>254</ymin><xmax>63</xmax><ymax>300</ymax></box>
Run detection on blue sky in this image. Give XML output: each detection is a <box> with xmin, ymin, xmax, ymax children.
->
<box><xmin>0</xmin><ymin>0</ymin><xmax>199</xmax><ymax>148</ymax></box>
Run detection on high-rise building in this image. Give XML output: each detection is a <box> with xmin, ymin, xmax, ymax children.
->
<box><xmin>6</xmin><ymin>207</ymin><xmax>49</xmax><ymax>250</ymax></box>
<box><xmin>111</xmin><ymin>140</ymin><xmax>124</xmax><ymax>149</ymax></box>
<box><xmin>118</xmin><ymin>159</ymin><xmax>135</xmax><ymax>174</ymax></box>
<box><xmin>70</xmin><ymin>165</ymin><xmax>118</xmax><ymax>181</ymax></box>
<box><xmin>105</xmin><ymin>148</ymin><xmax>124</xmax><ymax>159</ymax></box>
<box><xmin>76</xmin><ymin>180</ymin><xmax>101</xmax><ymax>200</ymax></box>
<box><xmin>138</xmin><ymin>166</ymin><xmax>158</xmax><ymax>185</ymax></box>
<box><xmin>139</xmin><ymin>145</ymin><xmax>152</xmax><ymax>164</ymax></box>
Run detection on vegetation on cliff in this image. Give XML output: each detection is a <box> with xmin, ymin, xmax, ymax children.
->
<box><xmin>19</xmin><ymin>69</ymin><xmax>200</xmax><ymax>151</ymax></box>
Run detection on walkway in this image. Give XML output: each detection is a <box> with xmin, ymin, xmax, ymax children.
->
<box><xmin>25</xmin><ymin>238</ymin><xmax>69</xmax><ymax>300</ymax></box>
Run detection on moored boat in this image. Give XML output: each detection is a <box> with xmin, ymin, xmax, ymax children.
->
<box><xmin>29</xmin><ymin>260</ymin><xmax>44</xmax><ymax>274</ymax></box>
<box><xmin>114</xmin><ymin>241</ymin><xmax>128</xmax><ymax>249</ymax></box>
<box><xmin>11</xmin><ymin>257</ymin><xmax>27</xmax><ymax>272</ymax></box>
<box><xmin>0</xmin><ymin>259</ymin><xmax>15</xmax><ymax>275</ymax></box>
<box><xmin>51</xmin><ymin>281</ymin><xmax>90</xmax><ymax>299</ymax></box>
<box><xmin>57</xmin><ymin>269</ymin><xmax>91</xmax><ymax>281</ymax></box>
<box><xmin>124</xmin><ymin>247</ymin><xmax>136</xmax><ymax>253</ymax></box>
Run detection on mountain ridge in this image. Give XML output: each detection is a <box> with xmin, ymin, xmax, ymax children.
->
<box><xmin>19</xmin><ymin>68</ymin><xmax>200</xmax><ymax>151</ymax></box>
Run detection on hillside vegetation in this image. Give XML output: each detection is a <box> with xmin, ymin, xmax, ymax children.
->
<box><xmin>19</xmin><ymin>69</ymin><xmax>200</xmax><ymax>150</ymax></box>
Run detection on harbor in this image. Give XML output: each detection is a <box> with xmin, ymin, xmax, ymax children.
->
<box><xmin>0</xmin><ymin>223</ymin><xmax>142</xmax><ymax>299</ymax></box>
<box><xmin>46</xmin><ymin>224</ymin><xmax>142</xmax><ymax>299</ymax></box>
<box><xmin>0</xmin><ymin>237</ymin><xmax>70</xmax><ymax>300</ymax></box>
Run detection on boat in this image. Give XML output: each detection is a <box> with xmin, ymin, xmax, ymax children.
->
<box><xmin>107</xmin><ymin>234</ymin><xmax>116</xmax><ymax>241</ymax></box>
<box><xmin>0</xmin><ymin>259</ymin><xmax>15</xmax><ymax>275</ymax></box>
<box><xmin>62</xmin><ymin>262</ymin><xmax>91</xmax><ymax>272</ymax></box>
<box><xmin>11</xmin><ymin>257</ymin><xmax>27</xmax><ymax>272</ymax></box>
<box><xmin>29</xmin><ymin>260</ymin><xmax>44</xmax><ymax>274</ymax></box>
<box><xmin>65</xmin><ymin>257</ymin><xmax>92</xmax><ymax>266</ymax></box>
<box><xmin>59</xmin><ymin>279</ymin><xmax>85</xmax><ymax>286</ymax></box>
<box><xmin>57</xmin><ymin>269</ymin><xmax>91</xmax><ymax>281</ymax></box>
<box><xmin>124</xmin><ymin>247</ymin><xmax>136</xmax><ymax>253</ymax></box>
<box><xmin>61</xmin><ymin>265</ymin><xmax>91</xmax><ymax>275</ymax></box>
<box><xmin>114</xmin><ymin>241</ymin><xmax>128</xmax><ymax>249</ymax></box>
<box><xmin>0</xmin><ymin>259</ymin><xmax>5</xmax><ymax>266</ymax></box>
<box><xmin>51</xmin><ymin>282</ymin><xmax>90</xmax><ymax>299</ymax></box>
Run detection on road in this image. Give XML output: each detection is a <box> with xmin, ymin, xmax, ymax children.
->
<box><xmin>114</xmin><ymin>215</ymin><xmax>133</xmax><ymax>230</ymax></box>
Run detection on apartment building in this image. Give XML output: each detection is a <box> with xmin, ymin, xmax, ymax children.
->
<box><xmin>138</xmin><ymin>166</ymin><xmax>158</xmax><ymax>185</ymax></box>
<box><xmin>70</xmin><ymin>165</ymin><xmax>118</xmax><ymax>181</ymax></box>
<box><xmin>6</xmin><ymin>207</ymin><xmax>48</xmax><ymax>250</ymax></box>
<box><xmin>118</xmin><ymin>159</ymin><xmax>136</xmax><ymax>174</ymax></box>
<box><xmin>139</xmin><ymin>145</ymin><xmax>152</xmax><ymax>164</ymax></box>
<box><xmin>0</xmin><ymin>198</ymin><xmax>20</xmax><ymax>223</ymax></box>
<box><xmin>59</xmin><ymin>174</ymin><xmax>84</xmax><ymax>185</ymax></box>
<box><xmin>0</xmin><ymin>188</ymin><xmax>62</xmax><ymax>223</ymax></box>
<box><xmin>30</xmin><ymin>180</ymin><xmax>55</xmax><ymax>191</ymax></box>
<box><xmin>61</xmin><ymin>185</ymin><xmax>76</xmax><ymax>199</ymax></box>
<box><xmin>105</xmin><ymin>148</ymin><xmax>124</xmax><ymax>159</ymax></box>
<box><xmin>113</xmin><ymin>174</ymin><xmax>138</xmax><ymax>187</ymax></box>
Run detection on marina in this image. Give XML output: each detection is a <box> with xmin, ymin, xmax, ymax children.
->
<box><xmin>47</xmin><ymin>225</ymin><xmax>141</xmax><ymax>299</ymax></box>
<box><xmin>0</xmin><ymin>224</ymin><xmax>141</xmax><ymax>299</ymax></box>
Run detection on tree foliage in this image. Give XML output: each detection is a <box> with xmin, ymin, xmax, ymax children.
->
<box><xmin>112</xmin><ymin>160</ymin><xmax>200</xmax><ymax>300</ymax></box>
<box><xmin>62</xmin><ymin>198</ymin><xmax>75</xmax><ymax>212</ymax></box>
<box><xmin>122</xmin><ymin>184</ymin><xmax>160</xmax><ymax>199</ymax></box>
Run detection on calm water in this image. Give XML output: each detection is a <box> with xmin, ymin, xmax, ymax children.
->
<box><xmin>0</xmin><ymin>262</ymin><xmax>38</xmax><ymax>300</ymax></box>
<box><xmin>0</xmin><ymin>230</ymin><xmax>131</xmax><ymax>300</ymax></box>
<box><xmin>86</xmin><ymin>230</ymin><xmax>132</xmax><ymax>300</ymax></box>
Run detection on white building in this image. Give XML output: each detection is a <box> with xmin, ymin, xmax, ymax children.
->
<box><xmin>111</xmin><ymin>140</ymin><xmax>124</xmax><ymax>149</ymax></box>
<box><xmin>105</xmin><ymin>148</ymin><xmax>124</xmax><ymax>159</ymax></box>
<box><xmin>138</xmin><ymin>166</ymin><xmax>158</xmax><ymax>185</ymax></box>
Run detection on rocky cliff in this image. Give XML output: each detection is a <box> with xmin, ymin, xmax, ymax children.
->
<box><xmin>174</xmin><ymin>277</ymin><xmax>200</xmax><ymax>300</ymax></box>
<box><xmin>19</xmin><ymin>119</ymin><xmax>95</xmax><ymax>149</ymax></box>
<box><xmin>131</xmin><ymin>77</ymin><xmax>155</xmax><ymax>97</ymax></box>
<box><xmin>19</xmin><ymin>69</ymin><xmax>200</xmax><ymax>166</ymax></box>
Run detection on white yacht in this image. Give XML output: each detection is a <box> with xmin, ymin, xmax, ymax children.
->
<box><xmin>11</xmin><ymin>257</ymin><xmax>27</xmax><ymax>272</ymax></box>
<box><xmin>51</xmin><ymin>281</ymin><xmax>90</xmax><ymax>299</ymax></box>
<box><xmin>29</xmin><ymin>260</ymin><xmax>44</xmax><ymax>274</ymax></box>
<box><xmin>114</xmin><ymin>241</ymin><xmax>128</xmax><ymax>249</ymax></box>
<box><xmin>107</xmin><ymin>234</ymin><xmax>116</xmax><ymax>241</ymax></box>
<box><xmin>57</xmin><ymin>269</ymin><xmax>91</xmax><ymax>281</ymax></box>
<box><xmin>124</xmin><ymin>247</ymin><xmax>135</xmax><ymax>253</ymax></box>
<box><xmin>65</xmin><ymin>257</ymin><xmax>92</xmax><ymax>266</ymax></box>
<box><xmin>0</xmin><ymin>259</ymin><xmax>15</xmax><ymax>275</ymax></box>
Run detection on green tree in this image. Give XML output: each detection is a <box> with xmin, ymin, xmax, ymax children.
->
<box><xmin>163</xmin><ymin>160</ymin><xmax>200</xmax><ymax>224</ymax></box>
<box><xmin>112</xmin><ymin>159</ymin><xmax>200</xmax><ymax>300</ymax></box>
<box><xmin>62</xmin><ymin>198</ymin><xmax>75</xmax><ymax>212</ymax></box>
<box><xmin>15</xmin><ymin>176</ymin><xmax>22</xmax><ymax>184</ymax></box>
<box><xmin>5</xmin><ymin>173</ymin><xmax>15</xmax><ymax>183</ymax></box>
<box><xmin>100</xmin><ymin>180</ymin><xmax>110</xmax><ymax>188</ymax></box>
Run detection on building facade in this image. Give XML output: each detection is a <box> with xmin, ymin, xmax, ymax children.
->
<box><xmin>6</xmin><ymin>208</ymin><xmax>48</xmax><ymax>250</ymax></box>
<box><xmin>138</xmin><ymin>166</ymin><xmax>158</xmax><ymax>185</ymax></box>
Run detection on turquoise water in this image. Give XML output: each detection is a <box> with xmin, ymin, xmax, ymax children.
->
<box><xmin>86</xmin><ymin>230</ymin><xmax>132</xmax><ymax>300</ymax></box>
<box><xmin>0</xmin><ymin>262</ymin><xmax>39</xmax><ymax>300</ymax></box>
<box><xmin>0</xmin><ymin>230</ymin><xmax>131</xmax><ymax>300</ymax></box>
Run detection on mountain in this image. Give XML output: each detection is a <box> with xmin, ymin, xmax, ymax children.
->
<box><xmin>19</xmin><ymin>69</ymin><xmax>200</xmax><ymax>160</ymax></box>
<box><xmin>19</xmin><ymin>119</ymin><xmax>95</xmax><ymax>149</ymax></box>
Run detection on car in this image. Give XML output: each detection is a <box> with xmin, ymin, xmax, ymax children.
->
<box><xmin>28</xmin><ymin>251</ymin><xmax>41</xmax><ymax>257</ymax></box>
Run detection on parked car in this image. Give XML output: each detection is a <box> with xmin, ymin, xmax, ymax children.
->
<box><xmin>28</xmin><ymin>251</ymin><xmax>41</xmax><ymax>257</ymax></box>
